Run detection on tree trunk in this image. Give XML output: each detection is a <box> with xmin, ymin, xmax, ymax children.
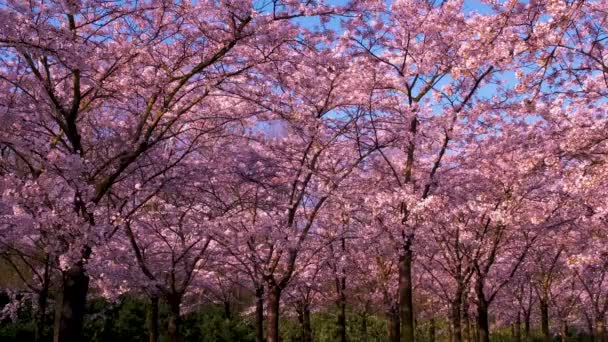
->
<box><xmin>399</xmin><ymin>244</ymin><xmax>415</xmax><ymax>342</ymax></box>
<box><xmin>540</xmin><ymin>298</ymin><xmax>550</xmax><ymax>342</ymax></box>
<box><xmin>147</xmin><ymin>296</ymin><xmax>159</xmax><ymax>342</ymax></box>
<box><xmin>451</xmin><ymin>298</ymin><xmax>463</xmax><ymax>342</ymax></box>
<box><xmin>336</xmin><ymin>292</ymin><xmax>347</xmax><ymax>342</ymax></box>
<box><xmin>167</xmin><ymin>295</ymin><xmax>182</xmax><ymax>342</ymax></box>
<box><xmin>596</xmin><ymin>318</ymin><xmax>606</xmax><ymax>342</ymax></box>
<box><xmin>560</xmin><ymin>321</ymin><xmax>568</xmax><ymax>342</ymax></box>
<box><xmin>255</xmin><ymin>286</ymin><xmax>265</xmax><ymax>342</ymax></box>
<box><xmin>36</xmin><ymin>290</ymin><xmax>48</xmax><ymax>342</ymax></box>
<box><xmin>463</xmin><ymin>296</ymin><xmax>471</xmax><ymax>342</ymax></box>
<box><xmin>336</xmin><ymin>236</ymin><xmax>347</xmax><ymax>342</ymax></box>
<box><xmin>430</xmin><ymin>317</ymin><xmax>436</xmax><ymax>342</ymax></box>
<box><xmin>54</xmin><ymin>264</ymin><xmax>89</xmax><ymax>342</ymax></box>
<box><xmin>475</xmin><ymin>278</ymin><xmax>490</xmax><ymax>342</ymax></box>
<box><xmin>387</xmin><ymin>307</ymin><xmax>400</xmax><ymax>342</ymax></box>
<box><xmin>304</xmin><ymin>304</ymin><xmax>312</xmax><ymax>342</ymax></box>
<box><xmin>514</xmin><ymin>312</ymin><xmax>521</xmax><ymax>342</ymax></box>
<box><xmin>583</xmin><ymin>312</ymin><xmax>593</xmax><ymax>342</ymax></box>
<box><xmin>266</xmin><ymin>284</ymin><xmax>281</xmax><ymax>342</ymax></box>
<box><xmin>524</xmin><ymin>311</ymin><xmax>531</xmax><ymax>342</ymax></box>
<box><xmin>223</xmin><ymin>300</ymin><xmax>232</xmax><ymax>320</ymax></box>
<box><xmin>297</xmin><ymin>302</ymin><xmax>312</xmax><ymax>342</ymax></box>
<box><xmin>476</xmin><ymin>301</ymin><xmax>490</xmax><ymax>342</ymax></box>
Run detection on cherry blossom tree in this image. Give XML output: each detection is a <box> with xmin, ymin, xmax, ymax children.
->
<box><xmin>1</xmin><ymin>0</ymin><xmax>608</xmax><ymax>341</ymax></box>
<box><xmin>0</xmin><ymin>0</ymin><xmax>353</xmax><ymax>339</ymax></box>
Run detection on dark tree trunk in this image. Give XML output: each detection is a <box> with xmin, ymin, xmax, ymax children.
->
<box><xmin>36</xmin><ymin>289</ymin><xmax>49</xmax><ymax>342</ymax></box>
<box><xmin>297</xmin><ymin>302</ymin><xmax>312</xmax><ymax>342</ymax></box>
<box><xmin>304</xmin><ymin>305</ymin><xmax>312</xmax><ymax>342</ymax></box>
<box><xmin>560</xmin><ymin>321</ymin><xmax>568</xmax><ymax>342</ymax></box>
<box><xmin>223</xmin><ymin>300</ymin><xmax>232</xmax><ymax>320</ymax></box>
<box><xmin>463</xmin><ymin>295</ymin><xmax>471</xmax><ymax>342</ymax></box>
<box><xmin>540</xmin><ymin>298</ymin><xmax>550</xmax><ymax>342</ymax></box>
<box><xmin>336</xmin><ymin>292</ymin><xmax>347</xmax><ymax>342</ymax></box>
<box><xmin>399</xmin><ymin>244</ymin><xmax>415</xmax><ymax>342</ymax></box>
<box><xmin>335</xmin><ymin>236</ymin><xmax>348</xmax><ymax>342</ymax></box>
<box><xmin>54</xmin><ymin>264</ymin><xmax>89</xmax><ymax>342</ymax></box>
<box><xmin>475</xmin><ymin>278</ymin><xmax>490</xmax><ymax>342</ymax></box>
<box><xmin>266</xmin><ymin>284</ymin><xmax>281</xmax><ymax>342</ymax></box>
<box><xmin>387</xmin><ymin>307</ymin><xmax>400</xmax><ymax>342</ymax></box>
<box><xmin>147</xmin><ymin>296</ymin><xmax>159</xmax><ymax>342</ymax></box>
<box><xmin>524</xmin><ymin>311</ymin><xmax>531</xmax><ymax>342</ymax></box>
<box><xmin>167</xmin><ymin>295</ymin><xmax>182</xmax><ymax>342</ymax></box>
<box><xmin>255</xmin><ymin>286</ymin><xmax>265</xmax><ymax>342</ymax></box>
<box><xmin>451</xmin><ymin>298</ymin><xmax>463</xmax><ymax>342</ymax></box>
<box><xmin>430</xmin><ymin>317</ymin><xmax>436</xmax><ymax>342</ymax></box>
<box><xmin>476</xmin><ymin>297</ymin><xmax>490</xmax><ymax>342</ymax></box>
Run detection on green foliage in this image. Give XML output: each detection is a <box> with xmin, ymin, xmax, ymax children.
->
<box><xmin>489</xmin><ymin>326</ymin><xmax>594</xmax><ymax>342</ymax></box>
<box><xmin>83</xmin><ymin>297</ymin><xmax>148</xmax><ymax>342</ymax></box>
<box><xmin>1</xmin><ymin>294</ymin><xmax>599</xmax><ymax>342</ymax></box>
<box><xmin>0</xmin><ymin>293</ymin><xmax>41</xmax><ymax>342</ymax></box>
<box><xmin>81</xmin><ymin>296</ymin><xmax>256</xmax><ymax>342</ymax></box>
<box><xmin>280</xmin><ymin>308</ymin><xmax>387</xmax><ymax>342</ymax></box>
<box><xmin>414</xmin><ymin>318</ymin><xmax>449</xmax><ymax>342</ymax></box>
<box><xmin>181</xmin><ymin>305</ymin><xmax>255</xmax><ymax>342</ymax></box>
<box><xmin>0</xmin><ymin>318</ymin><xmax>36</xmax><ymax>342</ymax></box>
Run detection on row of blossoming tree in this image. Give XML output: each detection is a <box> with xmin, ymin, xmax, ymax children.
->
<box><xmin>0</xmin><ymin>0</ymin><xmax>607</xmax><ymax>341</ymax></box>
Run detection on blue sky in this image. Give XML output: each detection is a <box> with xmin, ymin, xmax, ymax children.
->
<box><xmin>289</xmin><ymin>0</ymin><xmax>496</xmax><ymax>30</ymax></box>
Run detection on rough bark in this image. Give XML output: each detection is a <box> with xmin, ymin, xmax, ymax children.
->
<box><xmin>475</xmin><ymin>278</ymin><xmax>490</xmax><ymax>342</ymax></box>
<box><xmin>540</xmin><ymin>298</ymin><xmax>550</xmax><ymax>342</ymax></box>
<box><xmin>266</xmin><ymin>284</ymin><xmax>281</xmax><ymax>342</ymax></box>
<box><xmin>476</xmin><ymin>300</ymin><xmax>490</xmax><ymax>342</ymax></box>
<box><xmin>451</xmin><ymin>298</ymin><xmax>463</xmax><ymax>342</ymax></box>
<box><xmin>399</xmin><ymin>243</ymin><xmax>415</xmax><ymax>342</ymax></box>
<box><xmin>387</xmin><ymin>307</ymin><xmax>401</xmax><ymax>342</ymax></box>
<box><xmin>167</xmin><ymin>295</ymin><xmax>182</xmax><ymax>342</ymax></box>
<box><xmin>54</xmin><ymin>264</ymin><xmax>89</xmax><ymax>342</ymax></box>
